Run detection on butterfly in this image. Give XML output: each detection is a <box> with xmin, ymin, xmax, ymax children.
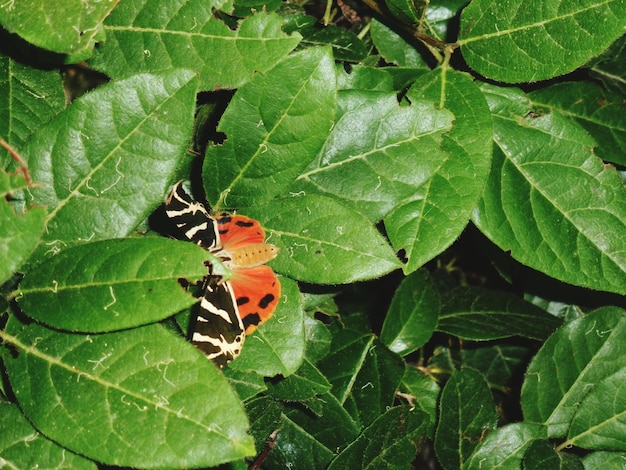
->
<box><xmin>165</xmin><ymin>181</ymin><xmax>280</xmax><ymax>367</ymax></box>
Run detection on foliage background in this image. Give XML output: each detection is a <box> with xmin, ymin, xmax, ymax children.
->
<box><xmin>1</xmin><ymin>0</ymin><xmax>625</xmax><ymax>468</ymax></box>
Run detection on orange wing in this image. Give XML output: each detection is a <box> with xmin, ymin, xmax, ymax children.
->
<box><xmin>228</xmin><ymin>265</ymin><xmax>281</xmax><ymax>334</ymax></box>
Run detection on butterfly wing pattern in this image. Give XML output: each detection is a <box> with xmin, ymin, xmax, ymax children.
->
<box><xmin>165</xmin><ymin>181</ymin><xmax>280</xmax><ymax>367</ymax></box>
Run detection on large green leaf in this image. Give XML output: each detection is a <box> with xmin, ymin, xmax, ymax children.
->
<box><xmin>244</xmin><ymin>195</ymin><xmax>402</xmax><ymax>284</ymax></box>
<box><xmin>0</xmin><ymin>56</ymin><xmax>66</xmax><ymax>167</ymax></box>
<box><xmin>293</xmin><ymin>89</ymin><xmax>455</xmax><ymax>221</ymax></box>
<box><xmin>21</xmin><ymin>69</ymin><xmax>197</xmax><ymax>263</ymax></box>
<box><xmin>203</xmin><ymin>47</ymin><xmax>336</xmax><ymax>209</ymax></box>
<box><xmin>521</xmin><ymin>308</ymin><xmax>626</xmax><ymax>438</ymax></box>
<box><xmin>17</xmin><ymin>238</ymin><xmax>215</xmax><ymax>332</ymax></box>
<box><xmin>459</xmin><ymin>0</ymin><xmax>626</xmax><ymax>83</ymax></box>
<box><xmin>473</xmin><ymin>84</ymin><xmax>626</xmax><ymax>294</ymax></box>
<box><xmin>91</xmin><ymin>1</ymin><xmax>301</xmax><ymax>90</ymax></box>
<box><xmin>0</xmin><ymin>172</ymin><xmax>46</xmax><ymax>284</ymax></box>
<box><xmin>566</xmin><ymin>367</ymin><xmax>626</xmax><ymax>450</ymax></box>
<box><xmin>385</xmin><ymin>70</ymin><xmax>492</xmax><ymax>273</ymax></box>
<box><xmin>0</xmin><ymin>0</ymin><xmax>115</xmax><ymax>55</ymax></box>
<box><xmin>437</xmin><ymin>286</ymin><xmax>562</xmax><ymax>341</ymax></box>
<box><xmin>1</xmin><ymin>315</ymin><xmax>255</xmax><ymax>468</ymax></box>
<box><xmin>0</xmin><ymin>400</ymin><xmax>97</xmax><ymax>469</ymax></box>
<box><xmin>529</xmin><ymin>82</ymin><xmax>626</xmax><ymax>166</ymax></box>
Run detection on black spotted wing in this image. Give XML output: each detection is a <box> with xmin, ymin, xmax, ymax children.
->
<box><xmin>189</xmin><ymin>276</ymin><xmax>246</xmax><ymax>368</ymax></box>
<box><xmin>165</xmin><ymin>181</ymin><xmax>220</xmax><ymax>251</ymax></box>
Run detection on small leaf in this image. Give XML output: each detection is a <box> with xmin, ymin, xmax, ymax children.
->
<box><xmin>2</xmin><ymin>315</ymin><xmax>255</xmax><ymax>468</ymax></box>
<box><xmin>0</xmin><ymin>400</ymin><xmax>97</xmax><ymax>469</ymax></box>
<box><xmin>370</xmin><ymin>19</ymin><xmax>428</xmax><ymax>68</ymax></box>
<box><xmin>91</xmin><ymin>3</ymin><xmax>301</xmax><ymax>90</ymax></box>
<box><xmin>285</xmin><ymin>391</ymin><xmax>361</xmax><ymax>451</ymax></box>
<box><xmin>328</xmin><ymin>406</ymin><xmax>429</xmax><ymax>470</ymax></box>
<box><xmin>268</xmin><ymin>412</ymin><xmax>337</xmax><ymax>468</ymax></box>
<box><xmin>0</xmin><ymin>57</ymin><xmax>66</xmax><ymax>162</ymax></box>
<box><xmin>434</xmin><ymin>367</ymin><xmax>498</xmax><ymax>469</ymax></box>
<box><xmin>230</xmin><ymin>277</ymin><xmax>305</xmax><ymax>376</ymax></box>
<box><xmin>380</xmin><ymin>269</ymin><xmax>440</xmax><ymax>356</ymax></box>
<box><xmin>223</xmin><ymin>368</ymin><xmax>267</xmax><ymax>401</ymax></box>
<box><xmin>459</xmin><ymin>0</ymin><xmax>626</xmax><ymax>83</ymax></box>
<box><xmin>523</xmin><ymin>440</ymin><xmax>584</xmax><ymax>469</ymax></box>
<box><xmin>22</xmin><ymin>69</ymin><xmax>198</xmax><ymax>263</ymax></box>
<box><xmin>521</xmin><ymin>307</ymin><xmax>626</xmax><ymax>438</ymax></box>
<box><xmin>528</xmin><ymin>82</ymin><xmax>626</xmax><ymax>166</ymax></box>
<box><xmin>17</xmin><ymin>238</ymin><xmax>215</xmax><ymax>332</ymax></box>
<box><xmin>317</xmin><ymin>328</ymin><xmax>406</xmax><ymax>428</ymax></box>
<box><xmin>399</xmin><ymin>367</ymin><xmax>440</xmax><ymax>437</ymax></box>
<box><xmin>465</xmin><ymin>423</ymin><xmax>547</xmax><ymax>470</ymax></box>
<box><xmin>0</xmin><ymin>0</ymin><xmax>116</xmax><ymax>54</ymax></box>
<box><xmin>297</xmin><ymin>23</ymin><xmax>368</xmax><ymax>62</ymax></box>
<box><xmin>437</xmin><ymin>286</ymin><xmax>562</xmax><ymax>341</ymax></box>
<box><xmin>473</xmin><ymin>84</ymin><xmax>626</xmax><ymax>294</ymax></box>
<box><xmin>203</xmin><ymin>47</ymin><xmax>336</xmax><ymax>209</ymax></box>
<box><xmin>266</xmin><ymin>358</ymin><xmax>332</xmax><ymax>401</ymax></box>
<box><xmin>245</xmin><ymin>195</ymin><xmax>402</xmax><ymax>284</ymax></box>
<box><xmin>567</xmin><ymin>367</ymin><xmax>626</xmax><ymax>451</ymax></box>
<box><xmin>0</xmin><ymin>172</ymin><xmax>46</xmax><ymax>284</ymax></box>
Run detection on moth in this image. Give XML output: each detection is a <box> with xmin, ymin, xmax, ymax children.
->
<box><xmin>166</xmin><ymin>181</ymin><xmax>280</xmax><ymax>367</ymax></box>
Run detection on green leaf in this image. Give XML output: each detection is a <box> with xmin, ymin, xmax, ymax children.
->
<box><xmin>328</xmin><ymin>406</ymin><xmax>429</xmax><ymax>469</ymax></box>
<box><xmin>223</xmin><ymin>368</ymin><xmax>267</xmax><ymax>401</ymax></box>
<box><xmin>283</xmin><ymin>17</ymin><xmax>367</xmax><ymax>62</ymax></box>
<box><xmin>523</xmin><ymin>440</ymin><xmax>584</xmax><ymax>469</ymax></box>
<box><xmin>244</xmin><ymin>195</ymin><xmax>402</xmax><ymax>284</ymax></box>
<box><xmin>0</xmin><ymin>172</ymin><xmax>46</xmax><ymax>284</ymax></box>
<box><xmin>285</xmin><ymin>391</ymin><xmax>361</xmax><ymax>451</ymax></box>
<box><xmin>383</xmin><ymin>0</ymin><xmax>421</xmax><ymax>25</ymax></box>
<box><xmin>203</xmin><ymin>47</ymin><xmax>336</xmax><ymax>209</ymax></box>
<box><xmin>385</xmin><ymin>70</ymin><xmax>493</xmax><ymax>273</ymax></box>
<box><xmin>266</xmin><ymin>358</ymin><xmax>331</xmax><ymax>401</ymax></box>
<box><xmin>2</xmin><ymin>315</ymin><xmax>255</xmax><ymax>468</ymax></box>
<box><xmin>380</xmin><ymin>269</ymin><xmax>439</xmax><ymax>356</ymax></box>
<box><xmin>399</xmin><ymin>367</ymin><xmax>440</xmax><ymax>437</ymax></box>
<box><xmin>17</xmin><ymin>238</ymin><xmax>215</xmax><ymax>332</ymax></box>
<box><xmin>582</xmin><ymin>451</ymin><xmax>626</xmax><ymax>469</ymax></box>
<box><xmin>437</xmin><ymin>286</ymin><xmax>562</xmax><ymax>341</ymax></box>
<box><xmin>521</xmin><ymin>307</ymin><xmax>626</xmax><ymax>438</ymax></box>
<box><xmin>370</xmin><ymin>19</ymin><xmax>428</xmax><ymax>68</ymax></box>
<box><xmin>459</xmin><ymin>0</ymin><xmax>626</xmax><ymax>83</ymax></box>
<box><xmin>303</xmin><ymin>313</ymin><xmax>332</xmax><ymax>362</ymax></box>
<box><xmin>294</xmin><ymin>84</ymin><xmax>455</xmax><ymax>223</ymax></box>
<box><xmin>21</xmin><ymin>69</ymin><xmax>198</xmax><ymax>263</ymax></box>
<box><xmin>91</xmin><ymin>2</ymin><xmax>301</xmax><ymax>90</ymax></box>
<box><xmin>0</xmin><ymin>0</ymin><xmax>115</xmax><ymax>54</ymax></box>
<box><xmin>465</xmin><ymin>423</ymin><xmax>547</xmax><ymax>469</ymax></box>
<box><xmin>473</xmin><ymin>84</ymin><xmax>626</xmax><ymax>294</ymax></box>
<box><xmin>269</xmin><ymin>411</ymin><xmax>337</xmax><ymax>468</ymax></box>
<box><xmin>0</xmin><ymin>400</ymin><xmax>97</xmax><ymax>469</ymax></box>
<box><xmin>0</xmin><ymin>56</ymin><xmax>66</xmax><ymax>165</ymax></box>
<box><xmin>434</xmin><ymin>367</ymin><xmax>498</xmax><ymax>469</ymax></box>
<box><xmin>566</xmin><ymin>367</ymin><xmax>626</xmax><ymax>451</ymax></box>
<box><xmin>230</xmin><ymin>277</ymin><xmax>305</xmax><ymax>376</ymax></box>
<box><xmin>336</xmin><ymin>65</ymin><xmax>396</xmax><ymax>93</ymax></box>
<box><xmin>317</xmin><ymin>328</ymin><xmax>406</xmax><ymax>428</ymax></box>
<box><xmin>528</xmin><ymin>82</ymin><xmax>626</xmax><ymax>166</ymax></box>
